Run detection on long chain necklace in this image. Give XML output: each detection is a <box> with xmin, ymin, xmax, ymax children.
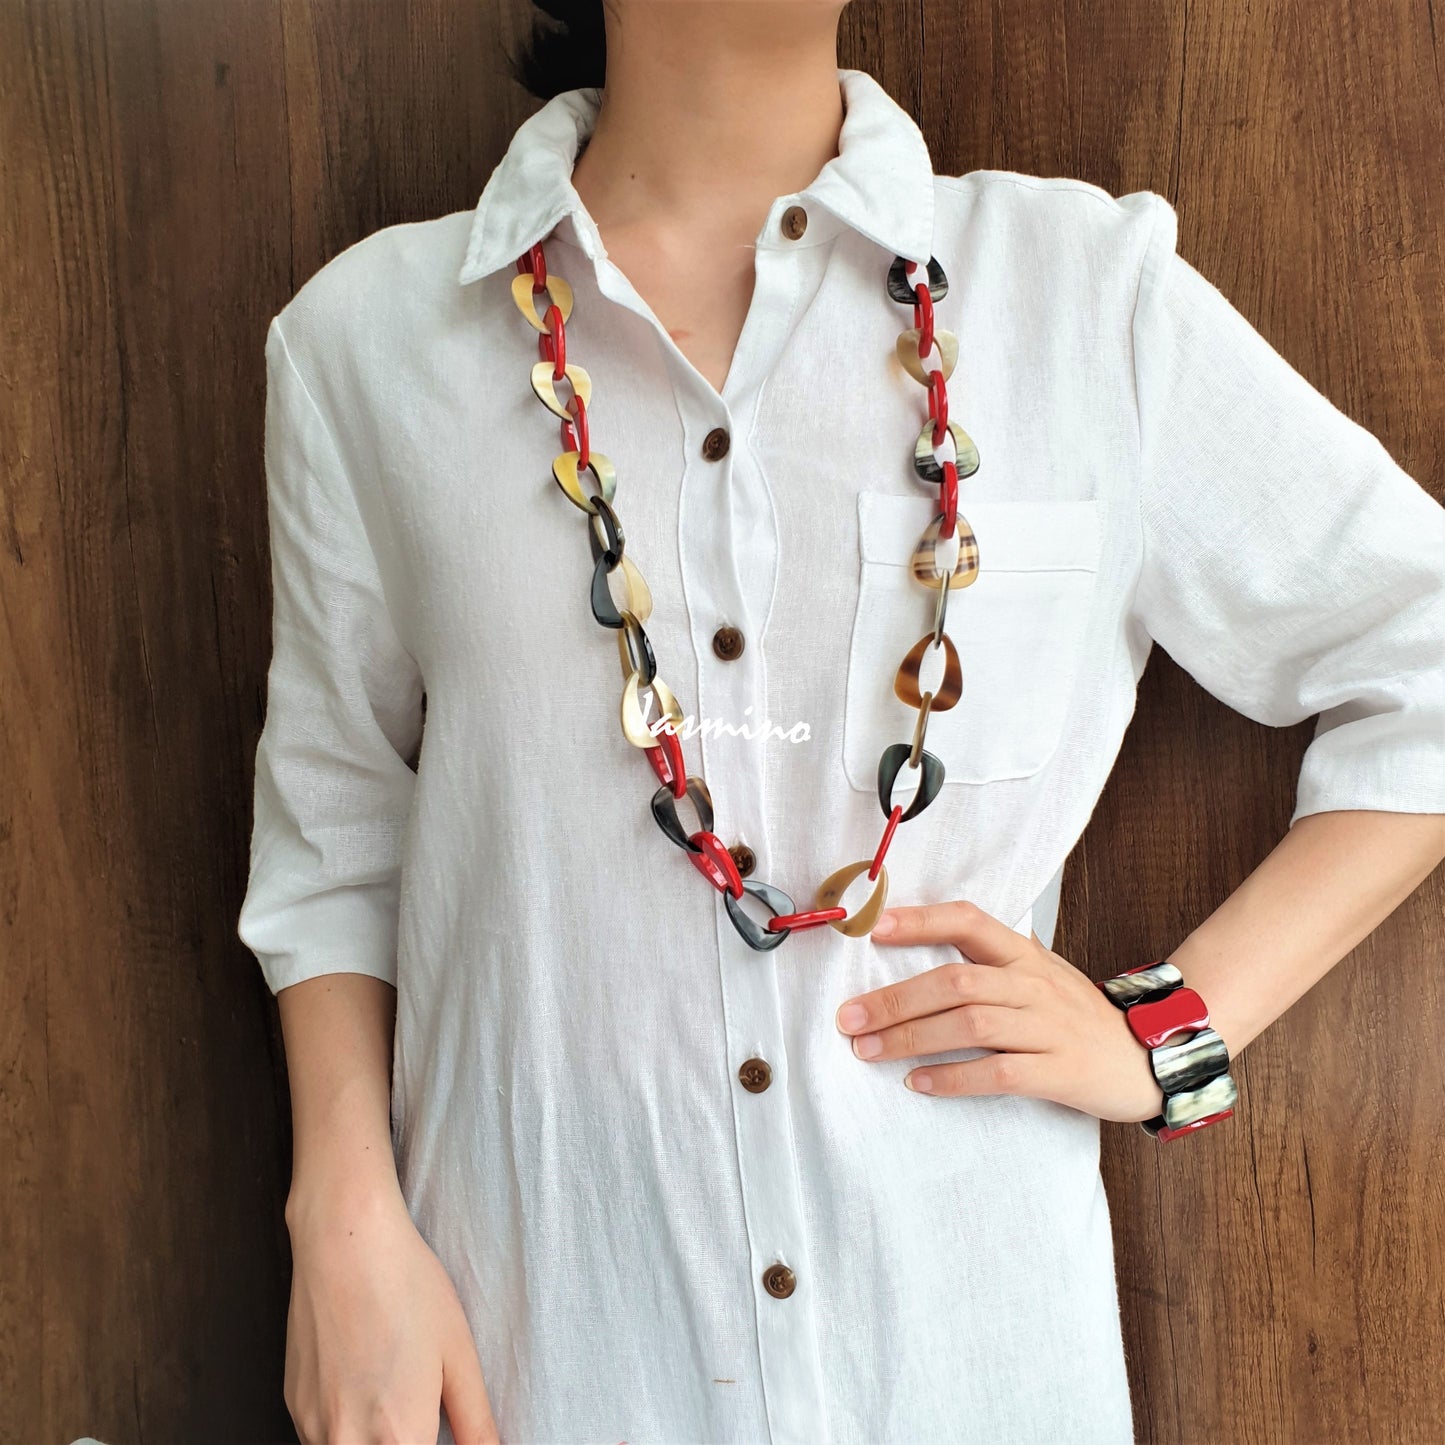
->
<box><xmin>511</xmin><ymin>239</ymin><xmax>978</xmax><ymax>951</ymax></box>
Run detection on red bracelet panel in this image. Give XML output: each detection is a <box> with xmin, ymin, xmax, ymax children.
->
<box><xmin>1126</xmin><ymin>986</ymin><xmax>1210</xmax><ymax>1050</ymax></box>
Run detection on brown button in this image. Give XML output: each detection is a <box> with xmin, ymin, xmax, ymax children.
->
<box><xmin>780</xmin><ymin>205</ymin><xmax>808</xmax><ymax>241</ymax></box>
<box><xmin>712</xmin><ymin>625</ymin><xmax>745</xmax><ymax>662</ymax></box>
<box><xmin>763</xmin><ymin>1263</ymin><xmax>797</xmax><ymax>1299</ymax></box>
<box><xmin>702</xmin><ymin>426</ymin><xmax>730</xmax><ymax>461</ymax></box>
<box><xmin>728</xmin><ymin>843</ymin><xmax>756</xmax><ymax>878</ymax></box>
<box><xmin>738</xmin><ymin>1057</ymin><xmax>772</xmax><ymax>1093</ymax></box>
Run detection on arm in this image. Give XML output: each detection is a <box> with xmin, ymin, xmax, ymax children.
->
<box><xmin>279</xmin><ymin>973</ymin><xmax>401</xmax><ymax>1233</ymax></box>
<box><xmin>277</xmin><ymin>973</ymin><xmax>500</xmax><ymax>1445</ymax></box>
<box><xmin>833</xmin><ymin>192</ymin><xmax>1445</xmax><ymax>1117</ymax></box>
<box><xmin>831</xmin><ymin>813</ymin><xmax>1443</xmax><ymax>1124</ymax></box>
<box><xmin>238</xmin><ymin>316</ymin><xmax>497</xmax><ymax>1443</ymax></box>
<box><xmin>1168</xmin><ymin>808</ymin><xmax>1445</xmax><ymax>1058</ymax></box>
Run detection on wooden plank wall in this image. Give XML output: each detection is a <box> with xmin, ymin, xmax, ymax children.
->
<box><xmin>2</xmin><ymin>2</ymin><xmax>1439</xmax><ymax>1440</ymax></box>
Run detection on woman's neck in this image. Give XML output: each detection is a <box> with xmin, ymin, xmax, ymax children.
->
<box><xmin>570</xmin><ymin>4</ymin><xmax>848</xmax><ymax>245</ymax></box>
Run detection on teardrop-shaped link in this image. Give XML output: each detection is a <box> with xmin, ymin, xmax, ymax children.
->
<box><xmin>615</xmin><ymin>609</ymin><xmax>656</xmax><ymax>685</ymax></box>
<box><xmin>887</xmin><ymin>255</ymin><xmax>949</xmax><ymax>304</ymax></box>
<box><xmin>877</xmin><ymin>743</ymin><xmax>945</xmax><ymax>822</ymax></box>
<box><xmin>814</xmin><ymin>860</ymin><xmax>891</xmax><ymax>937</ymax></box>
<box><xmin>590</xmin><ymin>553</ymin><xmax>653</xmax><ymax>630</ymax></box>
<box><xmin>511</xmin><ymin>270</ymin><xmax>574</xmax><ymax>330</ymax></box>
<box><xmin>725</xmin><ymin>879</ymin><xmax>797</xmax><ymax>952</ymax></box>
<box><xmin>552</xmin><ymin>450</ymin><xmax>617</xmax><ymax>513</ymax></box>
<box><xmin>913</xmin><ymin>417</ymin><xmax>980</xmax><ymax>484</ymax></box>
<box><xmin>896</xmin><ymin>327</ymin><xmax>958</xmax><ymax>385</ymax></box>
<box><xmin>911</xmin><ymin>513</ymin><xmax>980</xmax><ymax>591</ymax></box>
<box><xmin>620</xmin><ymin>671</ymin><xmax>684</xmax><ymax>749</ymax></box>
<box><xmin>531</xmin><ymin>360</ymin><xmax>592</xmax><ymax>419</ymax></box>
<box><xmin>650</xmin><ymin>777</ymin><xmax>715</xmax><ymax>852</ymax></box>
<box><xmin>895</xmin><ymin>632</ymin><xmax>962</xmax><ymax>711</ymax></box>
<box><xmin>614</xmin><ymin>556</ymin><xmax>653</xmax><ymax>621</ymax></box>
<box><xmin>588</xmin><ymin>498</ymin><xmax>625</xmax><ymax>567</ymax></box>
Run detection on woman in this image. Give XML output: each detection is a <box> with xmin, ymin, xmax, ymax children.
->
<box><xmin>237</xmin><ymin>3</ymin><xmax>1445</xmax><ymax>1442</ymax></box>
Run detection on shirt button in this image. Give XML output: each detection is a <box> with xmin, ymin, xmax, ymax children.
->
<box><xmin>763</xmin><ymin>1263</ymin><xmax>797</xmax><ymax>1298</ymax></box>
<box><xmin>712</xmin><ymin>625</ymin><xmax>745</xmax><ymax>661</ymax></box>
<box><xmin>702</xmin><ymin>426</ymin><xmax>730</xmax><ymax>461</ymax></box>
<box><xmin>738</xmin><ymin>1057</ymin><xmax>772</xmax><ymax>1093</ymax></box>
<box><xmin>728</xmin><ymin>842</ymin><xmax>756</xmax><ymax>878</ymax></box>
<box><xmin>780</xmin><ymin>205</ymin><xmax>808</xmax><ymax>241</ymax></box>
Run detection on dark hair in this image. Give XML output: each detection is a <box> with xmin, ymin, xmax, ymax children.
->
<box><xmin>505</xmin><ymin>0</ymin><xmax>608</xmax><ymax>100</ymax></box>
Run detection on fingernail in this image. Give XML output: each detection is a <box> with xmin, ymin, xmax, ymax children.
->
<box><xmin>871</xmin><ymin>911</ymin><xmax>897</xmax><ymax>937</ymax></box>
<box><xmin>907</xmin><ymin>1071</ymin><xmax>934</xmax><ymax>1093</ymax></box>
<box><xmin>837</xmin><ymin>1002</ymin><xmax>868</xmax><ymax>1031</ymax></box>
<box><xmin>853</xmin><ymin>1032</ymin><xmax>883</xmax><ymax>1059</ymax></box>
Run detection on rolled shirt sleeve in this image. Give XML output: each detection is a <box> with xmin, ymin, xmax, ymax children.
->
<box><xmin>1128</xmin><ymin>192</ymin><xmax>1445</xmax><ymax>825</ymax></box>
<box><xmin>237</xmin><ymin>317</ymin><xmax>424</xmax><ymax>993</ymax></box>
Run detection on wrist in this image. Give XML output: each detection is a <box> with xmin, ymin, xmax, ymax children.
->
<box><xmin>1111</xmin><ymin>1012</ymin><xmax>1173</xmax><ymax>1124</ymax></box>
<box><xmin>1096</xmin><ymin>960</ymin><xmax>1239</xmax><ymax>1141</ymax></box>
<box><xmin>284</xmin><ymin>1145</ymin><xmax>405</xmax><ymax>1239</ymax></box>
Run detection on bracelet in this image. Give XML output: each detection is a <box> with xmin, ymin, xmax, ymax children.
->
<box><xmin>1095</xmin><ymin>961</ymin><xmax>1238</xmax><ymax>1142</ymax></box>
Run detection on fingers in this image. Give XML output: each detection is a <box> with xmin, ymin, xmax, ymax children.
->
<box><xmin>846</xmin><ymin>1002</ymin><xmax>1052</xmax><ymax>1062</ymax></box>
<box><xmin>441</xmin><ymin>1326</ymin><xmax>501</xmax><ymax>1445</ymax></box>
<box><xmin>870</xmin><ymin>899</ymin><xmax>1032</xmax><ymax>966</ymax></box>
<box><xmin>907</xmin><ymin>1051</ymin><xmax>1052</xmax><ymax>1098</ymax></box>
<box><xmin>837</xmin><ymin>899</ymin><xmax>1063</xmax><ymax>1104</ymax></box>
<box><xmin>836</xmin><ymin>958</ymin><xmax>1031</xmax><ymax>1036</ymax></box>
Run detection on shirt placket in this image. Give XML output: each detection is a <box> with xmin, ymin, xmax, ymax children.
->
<box><xmin>576</xmin><ymin>196</ymin><xmax>836</xmax><ymax>1445</ymax></box>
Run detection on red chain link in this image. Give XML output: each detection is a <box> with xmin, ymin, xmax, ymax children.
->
<box><xmin>914</xmin><ymin>283</ymin><xmax>935</xmax><ymax>358</ymax></box>
<box><xmin>765</xmin><ymin>907</ymin><xmax>848</xmax><ymax>934</ymax></box>
<box><xmin>939</xmin><ymin>458</ymin><xmax>958</xmax><ymax>534</ymax></box>
<box><xmin>545</xmin><ymin>303</ymin><xmax>566</xmax><ymax>378</ymax></box>
<box><xmin>645</xmin><ymin>728</ymin><xmax>688</xmax><ymax>800</ymax></box>
<box><xmin>688</xmin><ymin>831</ymin><xmax>745</xmax><ymax>899</ymax></box>
<box><xmin>564</xmin><ymin>393</ymin><xmax>590</xmax><ymax>470</ymax></box>
<box><xmin>869</xmin><ymin>805</ymin><xmax>904</xmax><ymax>881</ymax></box>
<box><xmin>927</xmin><ymin>368</ymin><xmax>949</xmax><ymax>447</ymax></box>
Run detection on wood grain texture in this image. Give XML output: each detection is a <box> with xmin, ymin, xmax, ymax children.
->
<box><xmin>1</xmin><ymin>1</ymin><xmax>1439</xmax><ymax>1440</ymax></box>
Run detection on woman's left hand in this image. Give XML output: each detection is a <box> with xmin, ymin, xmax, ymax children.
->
<box><xmin>834</xmin><ymin>899</ymin><xmax>1168</xmax><ymax>1123</ymax></box>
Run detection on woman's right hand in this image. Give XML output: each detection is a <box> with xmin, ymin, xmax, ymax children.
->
<box><xmin>283</xmin><ymin>1176</ymin><xmax>500</xmax><ymax>1445</ymax></box>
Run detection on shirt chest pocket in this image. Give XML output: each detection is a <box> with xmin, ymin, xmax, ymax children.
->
<box><xmin>841</xmin><ymin>491</ymin><xmax>1103</xmax><ymax>789</ymax></box>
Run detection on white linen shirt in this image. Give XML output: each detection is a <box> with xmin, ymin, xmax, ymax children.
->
<box><xmin>237</xmin><ymin>66</ymin><xmax>1445</xmax><ymax>1445</ymax></box>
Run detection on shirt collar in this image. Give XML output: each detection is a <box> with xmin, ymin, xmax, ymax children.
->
<box><xmin>458</xmin><ymin>66</ymin><xmax>937</xmax><ymax>285</ymax></box>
